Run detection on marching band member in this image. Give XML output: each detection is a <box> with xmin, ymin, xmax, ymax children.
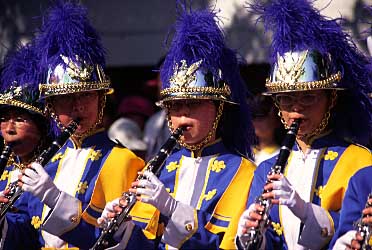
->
<box><xmin>331</xmin><ymin>166</ymin><xmax>372</xmax><ymax>250</ymax></box>
<box><xmin>0</xmin><ymin>43</ymin><xmax>52</xmax><ymax>192</ymax></box>
<box><xmin>1</xmin><ymin>1</ymin><xmax>144</xmax><ymax>249</ymax></box>
<box><xmin>98</xmin><ymin>2</ymin><xmax>257</xmax><ymax>249</ymax></box>
<box><xmin>332</xmin><ymin>19</ymin><xmax>372</xmax><ymax>250</ymax></box>
<box><xmin>0</xmin><ymin>43</ymin><xmax>52</xmax><ymax>249</ymax></box>
<box><xmin>236</xmin><ymin>0</ymin><xmax>372</xmax><ymax>249</ymax></box>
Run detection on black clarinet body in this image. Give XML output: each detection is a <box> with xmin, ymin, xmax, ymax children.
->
<box><xmin>0</xmin><ymin>144</ymin><xmax>13</xmax><ymax>177</ymax></box>
<box><xmin>91</xmin><ymin>126</ymin><xmax>185</xmax><ymax>250</ymax></box>
<box><xmin>354</xmin><ymin>193</ymin><xmax>372</xmax><ymax>250</ymax></box>
<box><xmin>244</xmin><ymin>119</ymin><xmax>301</xmax><ymax>250</ymax></box>
<box><xmin>0</xmin><ymin>119</ymin><xmax>80</xmax><ymax>219</ymax></box>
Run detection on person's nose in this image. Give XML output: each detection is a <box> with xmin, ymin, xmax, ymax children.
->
<box><xmin>4</xmin><ymin>121</ymin><xmax>17</xmax><ymax>135</ymax></box>
<box><xmin>71</xmin><ymin>97</ymin><xmax>85</xmax><ymax>113</ymax></box>
<box><xmin>291</xmin><ymin>98</ymin><xmax>305</xmax><ymax>112</ymax></box>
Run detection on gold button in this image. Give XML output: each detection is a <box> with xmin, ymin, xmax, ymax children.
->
<box><xmin>185</xmin><ymin>223</ymin><xmax>193</xmax><ymax>231</ymax></box>
<box><xmin>320</xmin><ymin>227</ymin><xmax>328</xmax><ymax>237</ymax></box>
<box><xmin>70</xmin><ymin>216</ymin><xmax>78</xmax><ymax>223</ymax></box>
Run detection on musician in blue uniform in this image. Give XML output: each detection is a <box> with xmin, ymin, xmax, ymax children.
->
<box><xmin>0</xmin><ymin>43</ymin><xmax>52</xmax><ymax>249</ymax></box>
<box><xmin>236</xmin><ymin>0</ymin><xmax>372</xmax><ymax>249</ymax></box>
<box><xmin>0</xmin><ymin>44</ymin><xmax>52</xmax><ymax>192</ymax></box>
<box><xmin>98</xmin><ymin>3</ymin><xmax>257</xmax><ymax>249</ymax></box>
<box><xmin>331</xmin><ymin>166</ymin><xmax>372</xmax><ymax>249</ymax></box>
<box><xmin>0</xmin><ymin>1</ymin><xmax>144</xmax><ymax>249</ymax></box>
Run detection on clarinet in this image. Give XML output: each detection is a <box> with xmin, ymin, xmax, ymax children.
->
<box><xmin>91</xmin><ymin>126</ymin><xmax>185</xmax><ymax>250</ymax></box>
<box><xmin>0</xmin><ymin>119</ymin><xmax>80</xmax><ymax>219</ymax></box>
<box><xmin>0</xmin><ymin>144</ymin><xmax>13</xmax><ymax>177</ymax></box>
<box><xmin>354</xmin><ymin>193</ymin><xmax>372</xmax><ymax>250</ymax></box>
<box><xmin>244</xmin><ymin>119</ymin><xmax>301</xmax><ymax>250</ymax></box>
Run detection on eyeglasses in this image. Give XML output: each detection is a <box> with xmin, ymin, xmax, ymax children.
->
<box><xmin>274</xmin><ymin>93</ymin><xmax>322</xmax><ymax>107</ymax></box>
<box><xmin>0</xmin><ymin>116</ymin><xmax>29</xmax><ymax>128</ymax></box>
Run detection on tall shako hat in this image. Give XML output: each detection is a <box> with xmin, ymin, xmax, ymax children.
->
<box><xmin>0</xmin><ymin>43</ymin><xmax>45</xmax><ymax>116</ymax></box>
<box><xmin>249</xmin><ymin>0</ymin><xmax>372</xmax><ymax>145</ymax></box>
<box><xmin>36</xmin><ymin>0</ymin><xmax>113</xmax><ymax>99</ymax></box>
<box><xmin>160</xmin><ymin>2</ymin><xmax>255</xmax><ymax>157</ymax></box>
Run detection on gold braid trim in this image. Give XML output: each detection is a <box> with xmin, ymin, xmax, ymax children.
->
<box><xmin>0</xmin><ymin>99</ymin><xmax>43</xmax><ymax>115</ymax></box>
<box><xmin>39</xmin><ymin>81</ymin><xmax>113</xmax><ymax>97</ymax></box>
<box><xmin>266</xmin><ymin>72</ymin><xmax>342</xmax><ymax>93</ymax></box>
<box><xmin>166</xmin><ymin>102</ymin><xmax>224</xmax><ymax>152</ymax></box>
<box><xmin>160</xmin><ymin>86</ymin><xmax>231</xmax><ymax>98</ymax></box>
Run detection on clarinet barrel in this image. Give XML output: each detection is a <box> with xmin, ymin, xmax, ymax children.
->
<box><xmin>0</xmin><ymin>144</ymin><xmax>13</xmax><ymax>177</ymax></box>
<box><xmin>91</xmin><ymin>126</ymin><xmax>185</xmax><ymax>250</ymax></box>
<box><xmin>244</xmin><ymin>119</ymin><xmax>301</xmax><ymax>250</ymax></box>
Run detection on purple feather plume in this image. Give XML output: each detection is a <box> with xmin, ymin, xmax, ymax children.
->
<box><xmin>35</xmin><ymin>0</ymin><xmax>106</xmax><ymax>79</ymax></box>
<box><xmin>1</xmin><ymin>43</ymin><xmax>41</xmax><ymax>97</ymax></box>
<box><xmin>161</xmin><ymin>1</ymin><xmax>255</xmax><ymax>157</ymax></box>
<box><xmin>248</xmin><ymin>0</ymin><xmax>372</xmax><ymax>146</ymax></box>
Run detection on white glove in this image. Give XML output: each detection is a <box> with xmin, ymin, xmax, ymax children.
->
<box><xmin>97</xmin><ymin>198</ymin><xmax>120</xmax><ymax>228</ymax></box>
<box><xmin>332</xmin><ymin>230</ymin><xmax>357</xmax><ymax>250</ymax></box>
<box><xmin>136</xmin><ymin>171</ymin><xmax>178</xmax><ymax>217</ymax></box>
<box><xmin>272</xmin><ymin>175</ymin><xmax>308</xmax><ymax>221</ymax></box>
<box><xmin>21</xmin><ymin>162</ymin><xmax>61</xmax><ymax>208</ymax></box>
<box><xmin>237</xmin><ymin>204</ymin><xmax>260</xmax><ymax>244</ymax></box>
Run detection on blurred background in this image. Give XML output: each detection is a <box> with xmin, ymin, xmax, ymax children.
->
<box><xmin>0</xmin><ymin>0</ymin><xmax>371</xmax><ymax>159</ymax></box>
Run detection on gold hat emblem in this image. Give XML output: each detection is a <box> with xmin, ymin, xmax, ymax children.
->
<box><xmin>169</xmin><ymin>59</ymin><xmax>203</xmax><ymax>88</ymax></box>
<box><xmin>61</xmin><ymin>54</ymin><xmax>93</xmax><ymax>81</ymax></box>
<box><xmin>276</xmin><ymin>50</ymin><xmax>308</xmax><ymax>84</ymax></box>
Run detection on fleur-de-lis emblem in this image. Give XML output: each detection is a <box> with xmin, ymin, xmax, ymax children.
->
<box><xmin>51</xmin><ymin>152</ymin><xmax>64</xmax><ymax>163</ymax></box>
<box><xmin>276</xmin><ymin>50</ymin><xmax>308</xmax><ymax>84</ymax></box>
<box><xmin>88</xmin><ymin>150</ymin><xmax>102</xmax><ymax>161</ymax></box>
<box><xmin>204</xmin><ymin>189</ymin><xmax>217</xmax><ymax>201</ymax></box>
<box><xmin>77</xmin><ymin>181</ymin><xmax>88</xmax><ymax>194</ymax></box>
<box><xmin>169</xmin><ymin>59</ymin><xmax>203</xmax><ymax>88</ymax></box>
<box><xmin>272</xmin><ymin>222</ymin><xmax>283</xmax><ymax>236</ymax></box>
<box><xmin>31</xmin><ymin>216</ymin><xmax>42</xmax><ymax>229</ymax></box>
<box><xmin>211</xmin><ymin>160</ymin><xmax>226</xmax><ymax>173</ymax></box>
<box><xmin>315</xmin><ymin>185</ymin><xmax>324</xmax><ymax>199</ymax></box>
<box><xmin>324</xmin><ymin>151</ymin><xmax>338</xmax><ymax>161</ymax></box>
<box><xmin>0</xmin><ymin>170</ymin><xmax>9</xmax><ymax>181</ymax></box>
<box><xmin>60</xmin><ymin>54</ymin><xmax>93</xmax><ymax>81</ymax></box>
<box><xmin>166</xmin><ymin>161</ymin><xmax>179</xmax><ymax>172</ymax></box>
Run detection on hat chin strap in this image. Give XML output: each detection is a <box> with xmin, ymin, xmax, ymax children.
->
<box><xmin>46</xmin><ymin>93</ymin><xmax>106</xmax><ymax>146</ymax></box>
<box><xmin>166</xmin><ymin>101</ymin><xmax>224</xmax><ymax>153</ymax></box>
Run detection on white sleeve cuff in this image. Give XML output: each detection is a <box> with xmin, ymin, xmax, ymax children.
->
<box><xmin>42</xmin><ymin>192</ymin><xmax>82</xmax><ymax>236</ymax></box>
<box><xmin>162</xmin><ymin>202</ymin><xmax>197</xmax><ymax>248</ymax></box>
<box><xmin>298</xmin><ymin>203</ymin><xmax>333</xmax><ymax>249</ymax></box>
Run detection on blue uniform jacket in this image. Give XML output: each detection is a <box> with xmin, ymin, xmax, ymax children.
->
<box><xmin>247</xmin><ymin>133</ymin><xmax>372</xmax><ymax>249</ymax></box>
<box><xmin>2</xmin><ymin>130</ymin><xmax>144</xmax><ymax>249</ymax></box>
